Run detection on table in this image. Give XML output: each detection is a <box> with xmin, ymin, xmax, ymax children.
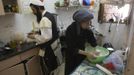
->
<box><xmin>71</xmin><ymin>60</ymin><xmax>107</xmax><ymax>75</ymax></box>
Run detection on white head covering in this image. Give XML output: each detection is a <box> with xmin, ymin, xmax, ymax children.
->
<box><xmin>30</xmin><ymin>0</ymin><xmax>45</xmax><ymax>6</ymax></box>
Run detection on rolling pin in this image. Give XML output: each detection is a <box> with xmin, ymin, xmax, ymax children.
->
<box><xmin>96</xmin><ymin>64</ymin><xmax>114</xmax><ymax>75</ymax></box>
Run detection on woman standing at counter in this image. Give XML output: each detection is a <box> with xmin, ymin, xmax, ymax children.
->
<box><xmin>65</xmin><ymin>9</ymin><xmax>97</xmax><ymax>75</ymax></box>
<box><xmin>28</xmin><ymin>0</ymin><xmax>58</xmax><ymax>74</ymax></box>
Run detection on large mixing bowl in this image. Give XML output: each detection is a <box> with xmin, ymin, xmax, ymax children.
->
<box><xmin>85</xmin><ymin>46</ymin><xmax>109</xmax><ymax>63</ymax></box>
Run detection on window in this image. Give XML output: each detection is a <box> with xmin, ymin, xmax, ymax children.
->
<box><xmin>98</xmin><ymin>4</ymin><xmax>130</xmax><ymax>24</ymax></box>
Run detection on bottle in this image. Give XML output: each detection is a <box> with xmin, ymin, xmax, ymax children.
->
<box><xmin>16</xmin><ymin>41</ymin><xmax>22</xmax><ymax>52</ymax></box>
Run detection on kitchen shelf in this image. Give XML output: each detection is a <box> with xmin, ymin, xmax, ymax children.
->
<box><xmin>0</xmin><ymin>0</ymin><xmax>19</xmax><ymax>16</ymax></box>
<box><xmin>55</xmin><ymin>5</ymin><xmax>90</xmax><ymax>10</ymax></box>
<box><xmin>5</xmin><ymin>12</ymin><xmax>17</xmax><ymax>15</ymax></box>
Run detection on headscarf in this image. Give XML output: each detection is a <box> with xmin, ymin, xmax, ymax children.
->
<box><xmin>73</xmin><ymin>9</ymin><xmax>94</xmax><ymax>23</ymax></box>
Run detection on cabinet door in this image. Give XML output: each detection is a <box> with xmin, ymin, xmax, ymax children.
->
<box><xmin>0</xmin><ymin>64</ymin><xmax>25</xmax><ymax>75</ymax></box>
<box><xmin>26</xmin><ymin>56</ymin><xmax>43</xmax><ymax>75</ymax></box>
<box><xmin>20</xmin><ymin>48</ymin><xmax>39</xmax><ymax>61</ymax></box>
<box><xmin>0</xmin><ymin>0</ymin><xmax>5</xmax><ymax>15</ymax></box>
<box><xmin>0</xmin><ymin>55</ymin><xmax>21</xmax><ymax>71</ymax></box>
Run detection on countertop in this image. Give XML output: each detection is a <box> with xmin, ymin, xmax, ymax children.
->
<box><xmin>0</xmin><ymin>37</ymin><xmax>58</xmax><ymax>61</ymax></box>
<box><xmin>71</xmin><ymin>60</ymin><xmax>107</xmax><ymax>75</ymax></box>
<box><xmin>0</xmin><ymin>42</ymin><xmax>37</xmax><ymax>61</ymax></box>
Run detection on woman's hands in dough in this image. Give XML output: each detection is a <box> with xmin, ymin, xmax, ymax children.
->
<box><xmin>27</xmin><ymin>32</ymin><xmax>37</xmax><ymax>39</ymax></box>
<box><xmin>79</xmin><ymin>50</ymin><xmax>99</xmax><ymax>59</ymax></box>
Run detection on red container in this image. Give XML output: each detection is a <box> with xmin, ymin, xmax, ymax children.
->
<box><xmin>104</xmin><ymin>62</ymin><xmax>115</xmax><ymax>70</ymax></box>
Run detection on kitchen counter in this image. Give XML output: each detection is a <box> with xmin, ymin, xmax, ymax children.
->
<box><xmin>71</xmin><ymin>53</ymin><xmax>125</xmax><ymax>75</ymax></box>
<box><xmin>0</xmin><ymin>37</ymin><xmax>58</xmax><ymax>61</ymax></box>
<box><xmin>0</xmin><ymin>42</ymin><xmax>43</xmax><ymax>75</ymax></box>
<box><xmin>71</xmin><ymin>60</ymin><xmax>107</xmax><ymax>75</ymax></box>
<box><xmin>0</xmin><ymin>36</ymin><xmax>59</xmax><ymax>75</ymax></box>
<box><xmin>0</xmin><ymin>42</ymin><xmax>36</xmax><ymax>61</ymax></box>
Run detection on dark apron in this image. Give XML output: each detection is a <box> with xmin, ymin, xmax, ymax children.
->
<box><xmin>65</xmin><ymin>51</ymin><xmax>86</xmax><ymax>75</ymax></box>
<box><xmin>39</xmin><ymin>12</ymin><xmax>59</xmax><ymax>75</ymax></box>
<box><xmin>43</xmin><ymin>46</ymin><xmax>58</xmax><ymax>72</ymax></box>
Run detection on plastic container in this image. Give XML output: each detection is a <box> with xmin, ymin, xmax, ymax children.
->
<box><xmin>85</xmin><ymin>46</ymin><xmax>109</xmax><ymax>63</ymax></box>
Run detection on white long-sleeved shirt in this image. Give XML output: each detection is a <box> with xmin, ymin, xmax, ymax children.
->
<box><xmin>33</xmin><ymin>10</ymin><xmax>52</xmax><ymax>44</ymax></box>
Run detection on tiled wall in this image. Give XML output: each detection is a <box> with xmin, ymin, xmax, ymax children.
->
<box><xmin>0</xmin><ymin>0</ymin><xmax>129</xmax><ymax>49</ymax></box>
<box><xmin>0</xmin><ymin>14</ymin><xmax>35</xmax><ymax>43</ymax></box>
<box><xmin>48</xmin><ymin>4</ymin><xmax>128</xmax><ymax>49</ymax></box>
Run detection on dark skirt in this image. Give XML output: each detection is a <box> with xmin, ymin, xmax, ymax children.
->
<box><xmin>65</xmin><ymin>53</ymin><xmax>86</xmax><ymax>75</ymax></box>
<box><xmin>42</xmin><ymin>46</ymin><xmax>58</xmax><ymax>73</ymax></box>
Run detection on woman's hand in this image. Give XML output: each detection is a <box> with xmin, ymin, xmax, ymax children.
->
<box><xmin>27</xmin><ymin>33</ymin><xmax>36</xmax><ymax>39</ymax></box>
<box><xmin>79</xmin><ymin>50</ymin><xmax>97</xmax><ymax>59</ymax></box>
<box><xmin>86</xmin><ymin>51</ymin><xmax>97</xmax><ymax>59</ymax></box>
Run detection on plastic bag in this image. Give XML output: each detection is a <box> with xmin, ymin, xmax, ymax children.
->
<box><xmin>103</xmin><ymin>51</ymin><xmax>124</xmax><ymax>74</ymax></box>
